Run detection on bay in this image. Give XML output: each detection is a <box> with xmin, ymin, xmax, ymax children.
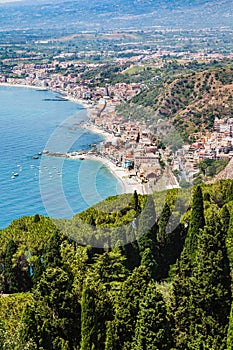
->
<box><xmin>0</xmin><ymin>86</ymin><xmax>122</xmax><ymax>229</ymax></box>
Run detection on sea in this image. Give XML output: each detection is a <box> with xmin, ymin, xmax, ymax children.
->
<box><xmin>0</xmin><ymin>86</ymin><xmax>122</xmax><ymax>229</ymax></box>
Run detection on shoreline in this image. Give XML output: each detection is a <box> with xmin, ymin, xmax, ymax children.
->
<box><xmin>0</xmin><ymin>82</ymin><xmax>47</xmax><ymax>90</ymax></box>
<box><xmin>0</xmin><ymin>82</ymin><xmax>148</xmax><ymax>194</ymax></box>
<box><xmin>70</xmin><ymin>153</ymin><xmax>146</xmax><ymax>195</ymax></box>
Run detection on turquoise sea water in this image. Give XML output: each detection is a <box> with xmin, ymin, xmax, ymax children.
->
<box><xmin>0</xmin><ymin>86</ymin><xmax>122</xmax><ymax>229</ymax></box>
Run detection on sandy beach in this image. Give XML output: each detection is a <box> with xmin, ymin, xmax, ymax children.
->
<box><xmin>70</xmin><ymin>153</ymin><xmax>147</xmax><ymax>195</ymax></box>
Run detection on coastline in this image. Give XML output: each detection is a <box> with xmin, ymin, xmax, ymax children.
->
<box><xmin>71</xmin><ymin>153</ymin><xmax>146</xmax><ymax>195</ymax></box>
<box><xmin>0</xmin><ymin>82</ymin><xmax>148</xmax><ymax>195</ymax></box>
<box><xmin>0</xmin><ymin>82</ymin><xmax>47</xmax><ymax>90</ymax></box>
<box><xmin>61</xmin><ymin>91</ymin><xmax>147</xmax><ymax>193</ymax></box>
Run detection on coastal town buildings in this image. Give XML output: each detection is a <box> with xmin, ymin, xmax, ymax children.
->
<box><xmin>1</xmin><ymin>56</ymin><xmax>233</xmax><ymax>189</ymax></box>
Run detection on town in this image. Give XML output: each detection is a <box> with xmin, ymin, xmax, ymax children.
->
<box><xmin>1</xmin><ymin>52</ymin><xmax>233</xmax><ymax>191</ymax></box>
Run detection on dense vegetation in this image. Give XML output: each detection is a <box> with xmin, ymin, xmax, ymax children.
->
<box><xmin>0</xmin><ymin>181</ymin><xmax>233</xmax><ymax>349</ymax></box>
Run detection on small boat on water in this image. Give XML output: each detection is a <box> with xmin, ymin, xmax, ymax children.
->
<box><xmin>38</xmin><ymin>152</ymin><xmax>42</xmax><ymax>156</ymax></box>
<box><xmin>11</xmin><ymin>172</ymin><xmax>19</xmax><ymax>179</ymax></box>
<box><xmin>32</xmin><ymin>155</ymin><xmax>39</xmax><ymax>159</ymax></box>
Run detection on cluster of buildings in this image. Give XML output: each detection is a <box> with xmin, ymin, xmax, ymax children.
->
<box><xmin>0</xmin><ymin>60</ymin><xmax>141</xmax><ymax>105</ymax></box>
<box><xmin>1</xmin><ymin>62</ymin><xmax>165</xmax><ymax>184</ymax></box>
<box><xmin>173</xmin><ymin>117</ymin><xmax>233</xmax><ymax>180</ymax></box>
<box><xmin>1</xmin><ymin>57</ymin><xmax>233</xmax><ymax>187</ymax></box>
<box><xmin>88</xmin><ymin>103</ymin><xmax>163</xmax><ymax>184</ymax></box>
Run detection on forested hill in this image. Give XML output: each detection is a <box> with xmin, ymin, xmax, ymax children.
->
<box><xmin>131</xmin><ymin>65</ymin><xmax>233</xmax><ymax>141</ymax></box>
<box><xmin>0</xmin><ymin>180</ymin><xmax>233</xmax><ymax>349</ymax></box>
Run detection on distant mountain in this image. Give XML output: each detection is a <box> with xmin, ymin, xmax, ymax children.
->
<box><xmin>0</xmin><ymin>0</ymin><xmax>233</xmax><ymax>33</ymax></box>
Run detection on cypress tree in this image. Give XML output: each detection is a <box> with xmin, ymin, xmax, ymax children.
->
<box><xmin>170</xmin><ymin>249</ymin><xmax>193</xmax><ymax>350</ymax></box>
<box><xmin>105</xmin><ymin>321</ymin><xmax>115</xmax><ymax>350</ymax></box>
<box><xmin>122</xmin><ymin>225</ymin><xmax>141</xmax><ymax>271</ymax></box>
<box><xmin>3</xmin><ymin>240</ymin><xmax>20</xmax><ymax>293</ymax></box>
<box><xmin>157</xmin><ymin>202</ymin><xmax>171</xmax><ymax>245</ymax></box>
<box><xmin>221</xmin><ymin>205</ymin><xmax>230</xmax><ymax>234</ymax></box>
<box><xmin>43</xmin><ymin>231</ymin><xmax>63</xmax><ymax>269</ymax></box>
<box><xmin>226</xmin><ymin>180</ymin><xmax>233</xmax><ymax>202</ymax></box>
<box><xmin>140</xmin><ymin>248</ymin><xmax>158</xmax><ymax>280</ymax></box>
<box><xmin>0</xmin><ymin>319</ymin><xmax>4</xmax><ymax>349</ymax></box>
<box><xmin>122</xmin><ymin>240</ymin><xmax>140</xmax><ymax>271</ymax></box>
<box><xmin>33</xmin><ymin>214</ymin><xmax>40</xmax><ymax>223</ymax></box>
<box><xmin>133</xmin><ymin>282</ymin><xmax>173</xmax><ymax>350</ymax></box>
<box><xmin>171</xmin><ymin>211</ymin><xmax>232</xmax><ymax>350</ymax></box>
<box><xmin>186</xmin><ymin>185</ymin><xmax>205</xmax><ymax>260</ymax></box>
<box><xmin>137</xmin><ymin>195</ymin><xmax>157</xmax><ymax>252</ymax></box>
<box><xmin>137</xmin><ymin>195</ymin><xmax>158</xmax><ymax>278</ymax></box>
<box><xmin>80</xmin><ymin>281</ymin><xmax>112</xmax><ymax>350</ymax></box>
<box><xmin>112</xmin><ymin>266</ymin><xmax>151</xmax><ymax>350</ymax></box>
<box><xmin>227</xmin><ymin>209</ymin><xmax>233</xmax><ymax>271</ymax></box>
<box><xmin>227</xmin><ymin>301</ymin><xmax>233</xmax><ymax>350</ymax></box>
<box><xmin>132</xmin><ymin>190</ymin><xmax>140</xmax><ymax>212</ymax></box>
<box><xmin>31</xmin><ymin>256</ymin><xmax>44</xmax><ymax>286</ymax></box>
<box><xmin>21</xmin><ymin>304</ymin><xmax>39</xmax><ymax>347</ymax></box>
<box><xmin>188</xmin><ymin>213</ymin><xmax>231</xmax><ymax>350</ymax></box>
<box><xmin>80</xmin><ymin>285</ymin><xmax>98</xmax><ymax>350</ymax></box>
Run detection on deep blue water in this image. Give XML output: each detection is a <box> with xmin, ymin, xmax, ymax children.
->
<box><xmin>0</xmin><ymin>86</ymin><xmax>122</xmax><ymax>228</ymax></box>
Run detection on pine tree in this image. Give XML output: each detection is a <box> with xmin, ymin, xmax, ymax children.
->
<box><xmin>186</xmin><ymin>185</ymin><xmax>205</xmax><ymax>260</ymax></box>
<box><xmin>21</xmin><ymin>267</ymin><xmax>81</xmax><ymax>349</ymax></box>
<box><xmin>91</xmin><ymin>248</ymin><xmax>129</xmax><ymax>291</ymax></box>
<box><xmin>133</xmin><ymin>282</ymin><xmax>173</xmax><ymax>350</ymax></box>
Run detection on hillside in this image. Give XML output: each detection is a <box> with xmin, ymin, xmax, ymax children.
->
<box><xmin>0</xmin><ymin>181</ymin><xmax>232</xmax><ymax>349</ymax></box>
<box><xmin>214</xmin><ymin>157</ymin><xmax>233</xmax><ymax>181</ymax></box>
<box><xmin>132</xmin><ymin>66</ymin><xmax>233</xmax><ymax>141</ymax></box>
